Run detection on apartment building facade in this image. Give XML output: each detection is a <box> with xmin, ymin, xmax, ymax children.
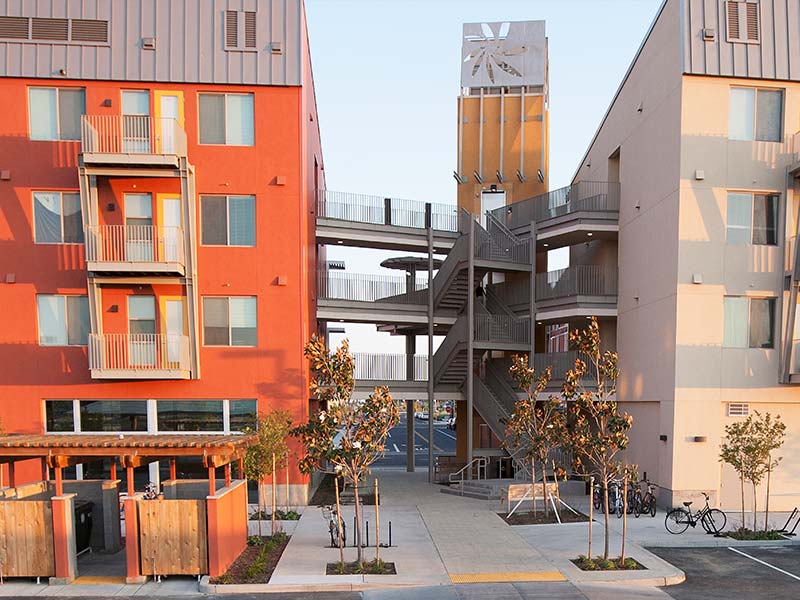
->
<box><xmin>572</xmin><ymin>0</ymin><xmax>800</xmax><ymax>509</ymax></box>
<box><xmin>0</xmin><ymin>0</ymin><xmax>323</xmax><ymax>502</ymax></box>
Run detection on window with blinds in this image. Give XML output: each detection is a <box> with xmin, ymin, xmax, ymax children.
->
<box><xmin>726</xmin><ymin>1</ymin><xmax>760</xmax><ymax>44</ymax></box>
<box><xmin>198</xmin><ymin>93</ymin><xmax>254</xmax><ymax>146</ymax></box>
<box><xmin>202</xmin><ymin>297</ymin><xmax>257</xmax><ymax>347</ymax></box>
<box><xmin>224</xmin><ymin>10</ymin><xmax>257</xmax><ymax>51</ymax></box>
<box><xmin>201</xmin><ymin>195</ymin><xmax>256</xmax><ymax>246</ymax></box>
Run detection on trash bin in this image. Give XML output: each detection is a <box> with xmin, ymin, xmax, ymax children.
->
<box><xmin>74</xmin><ymin>501</ymin><xmax>94</xmax><ymax>553</ymax></box>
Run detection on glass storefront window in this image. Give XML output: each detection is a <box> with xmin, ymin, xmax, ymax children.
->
<box><xmin>79</xmin><ymin>400</ymin><xmax>148</xmax><ymax>432</ymax></box>
<box><xmin>45</xmin><ymin>400</ymin><xmax>74</xmax><ymax>432</ymax></box>
<box><xmin>229</xmin><ymin>399</ymin><xmax>257</xmax><ymax>432</ymax></box>
<box><xmin>157</xmin><ymin>400</ymin><xmax>224</xmax><ymax>432</ymax></box>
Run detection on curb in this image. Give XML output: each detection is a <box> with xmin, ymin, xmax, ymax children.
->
<box><xmin>199</xmin><ymin>576</ymin><xmax>439</xmax><ymax>594</ymax></box>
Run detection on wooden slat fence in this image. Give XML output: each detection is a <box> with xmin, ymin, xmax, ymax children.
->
<box><xmin>138</xmin><ymin>499</ymin><xmax>207</xmax><ymax>576</ymax></box>
<box><xmin>0</xmin><ymin>501</ymin><xmax>55</xmax><ymax>577</ymax></box>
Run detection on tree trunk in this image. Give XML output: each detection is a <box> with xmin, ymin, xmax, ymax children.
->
<box><xmin>285</xmin><ymin>452</ymin><xmax>290</xmax><ymax>512</ymax></box>
<box><xmin>353</xmin><ymin>477</ymin><xmax>363</xmax><ymax>566</ymax></box>
<box><xmin>603</xmin><ymin>479</ymin><xmax>610</xmax><ymax>560</ymax></box>
<box><xmin>541</xmin><ymin>461</ymin><xmax>549</xmax><ymax>517</ymax></box>
<box><xmin>334</xmin><ymin>475</ymin><xmax>344</xmax><ymax>566</ymax></box>
<box><xmin>530</xmin><ymin>457</ymin><xmax>536</xmax><ymax>515</ymax></box>
<box><xmin>740</xmin><ymin>471</ymin><xmax>746</xmax><ymax>532</ymax></box>
<box><xmin>258</xmin><ymin>477</ymin><xmax>263</xmax><ymax>537</ymax></box>
<box><xmin>374</xmin><ymin>478</ymin><xmax>380</xmax><ymax>563</ymax></box>
<box><xmin>271</xmin><ymin>454</ymin><xmax>277</xmax><ymax>536</ymax></box>
<box><xmin>588</xmin><ymin>476</ymin><xmax>593</xmax><ymax>559</ymax></box>
<box><xmin>752</xmin><ymin>481</ymin><xmax>758</xmax><ymax>532</ymax></box>
<box><xmin>620</xmin><ymin>475</ymin><xmax>628</xmax><ymax>564</ymax></box>
<box><xmin>765</xmin><ymin>458</ymin><xmax>772</xmax><ymax>532</ymax></box>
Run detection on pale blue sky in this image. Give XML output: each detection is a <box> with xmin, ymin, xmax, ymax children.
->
<box><xmin>305</xmin><ymin>0</ymin><xmax>663</xmax><ymax>352</ymax></box>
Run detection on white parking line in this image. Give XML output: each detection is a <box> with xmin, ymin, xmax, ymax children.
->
<box><xmin>438</xmin><ymin>429</ymin><xmax>456</xmax><ymax>441</ymax></box>
<box><xmin>392</xmin><ymin>443</ymin><xmax>400</xmax><ymax>453</ymax></box>
<box><xmin>728</xmin><ymin>547</ymin><xmax>800</xmax><ymax>581</ymax></box>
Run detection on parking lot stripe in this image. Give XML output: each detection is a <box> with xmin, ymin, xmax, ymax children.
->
<box><xmin>728</xmin><ymin>547</ymin><xmax>800</xmax><ymax>582</ymax></box>
<box><xmin>393</xmin><ymin>443</ymin><xmax>400</xmax><ymax>452</ymax></box>
<box><xmin>438</xmin><ymin>429</ymin><xmax>456</xmax><ymax>441</ymax></box>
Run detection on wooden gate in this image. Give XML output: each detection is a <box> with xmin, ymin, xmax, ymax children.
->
<box><xmin>0</xmin><ymin>501</ymin><xmax>55</xmax><ymax>577</ymax></box>
<box><xmin>138</xmin><ymin>499</ymin><xmax>207</xmax><ymax>576</ymax></box>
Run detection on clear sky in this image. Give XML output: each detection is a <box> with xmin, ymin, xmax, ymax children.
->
<box><xmin>305</xmin><ymin>0</ymin><xmax>664</xmax><ymax>353</ymax></box>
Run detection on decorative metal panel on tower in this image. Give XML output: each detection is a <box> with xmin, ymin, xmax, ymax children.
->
<box><xmin>461</xmin><ymin>21</ymin><xmax>546</xmax><ymax>88</ymax></box>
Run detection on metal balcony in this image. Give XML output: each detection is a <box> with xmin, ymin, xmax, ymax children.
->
<box><xmin>85</xmin><ymin>225</ymin><xmax>185</xmax><ymax>275</ymax></box>
<box><xmin>492</xmin><ymin>181</ymin><xmax>620</xmax><ymax>249</ymax></box>
<box><xmin>88</xmin><ymin>333</ymin><xmax>191</xmax><ymax>379</ymax></box>
<box><xmin>352</xmin><ymin>352</ymin><xmax>429</xmax><ymax>382</ymax></box>
<box><xmin>80</xmin><ymin>115</ymin><xmax>188</xmax><ymax>168</ymax></box>
<box><xmin>535</xmin><ymin>265</ymin><xmax>618</xmax><ymax>320</ymax></box>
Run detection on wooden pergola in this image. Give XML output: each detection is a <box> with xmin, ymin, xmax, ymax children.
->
<box><xmin>0</xmin><ymin>434</ymin><xmax>255</xmax><ymax>496</ymax></box>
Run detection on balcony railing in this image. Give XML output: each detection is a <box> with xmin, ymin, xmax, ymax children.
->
<box><xmin>533</xmin><ymin>351</ymin><xmax>580</xmax><ymax>381</ymax></box>
<box><xmin>493</xmin><ymin>181</ymin><xmax>621</xmax><ymax>230</ymax></box>
<box><xmin>81</xmin><ymin>115</ymin><xmax>188</xmax><ymax>158</ymax></box>
<box><xmin>535</xmin><ymin>266</ymin><xmax>618</xmax><ymax>301</ymax></box>
<box><xmin>474</xmin><ymin>213</ymin><xmax>531</xmax><ymax>264</ymax></box>
<box><xmin>474</xmin><ymin>314</ymin><xmax>531</xmax><ymax>345</ymax></box>
<box><xmin>89</xmin><ymin>333</ymin><xmax>190</xmax><ymax>376</ymax></box>
<box><xmin>317</xmin><ymin>190</ymin><xmax>459</xmax><ymax>232</ymax></box>
<box><xmin>352</xmin><ymin>352</ymin><xmax>428</xmax><ymax>381</ymax></box>
<box><xmin>318</xmin><ymin>271</ymin><xmax>429</xmax><ymax>304</ymax></box>
<box><xmin>85</xmin><ymin>225</ymin><xmax>185</xmax><ymax>269</ymax></box>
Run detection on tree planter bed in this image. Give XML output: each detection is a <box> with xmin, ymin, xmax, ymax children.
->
<box><xmin>209</xmin><ymin>534</ymin><xmax>290</xmax><ymax>585</ymax></box>
<box><xmin>500</xmin><ymin>511</ymin><xmax>589</xmax><ymax>525</ymax></box>
<box><xmin>325</xmin><ymin>560</ymin><xmax>396</xmax><ymax>575</ymax></box>
<box><xmin>571</xmin><ymin>556</ymin><xmax>646</xmax><ymax>571</ymax></box>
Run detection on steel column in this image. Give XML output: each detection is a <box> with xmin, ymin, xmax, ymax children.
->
<box><xmin>427</xmin><ymin>204</ymin><xmax>435</xmax><ymax>483</ymax></box>
<box><xmin>466</xmin><ymin>217</ymin><xmax>475</xmax><ymax>475</ymax></box>
<box><xmin>405</xmin><ymin>334</ymin><xmax>416</xmax><ymax>473</ymax></box>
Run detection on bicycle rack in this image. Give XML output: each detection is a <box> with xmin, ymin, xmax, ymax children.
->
<box><xmin>778</xmin><ymin>507</ymin><xmax>799</xmax><ymax>536</ymax></box>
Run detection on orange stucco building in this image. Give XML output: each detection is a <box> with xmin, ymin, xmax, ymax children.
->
<box><xmin>0</xmin><ymin>0</ymin><xmax>323</xmax><ymax>503</ymax></box>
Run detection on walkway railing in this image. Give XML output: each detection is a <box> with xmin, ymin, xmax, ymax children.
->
<box><xmin>85</xmin><ymin>225</ymin><xmax>185</xmax><ymax>266</ymax></box>
<box><xmin>492</xmin><ymin>181</ymin><xmax>620</xmax><ymax>229</ymax></box>
<box><xmin>317</xmin><ymin>271</ymin><xmax>429</xmax><ymax>304</ymax></box>
<box><xmin>317</xmin><ymin>190</ymin><xmax>459</xmax><ymax>232</ymax></box>
<box><xmin>475</xmin><ymin>212</ymin><xmax>531</xmax><ymax>264</ymax></box>
<box><xmin>81</xmin><ymin>115</ymin><xmax>188</xmax><ymax>156</ymax></box>
<box><xmin>474</xmin><ymin>314</ymin><xmax>531</xmax><ymax>344</ymax></box>
<box><xmin>535</xmin><ymin>266</ymin><xmax>618</xmax><ymax>301</ymax></box>
<box><xmin>448</xmin><ymin>456</ymin><xmax>488</xmax><ymax>488</ymax></box>
<box><xmin>352</xmin><ymin>352</ymin><xmax>428</xmax><ymax>381</ymax></box>
<box><xmin>533</xmin><ymin>351</ymin><xmax>579</xmax><ymax>381</ymax></box>
<box><xmin>89</xmin><ymin>333</ymin><xmax>190</xmax><ymax>372</ymax></box>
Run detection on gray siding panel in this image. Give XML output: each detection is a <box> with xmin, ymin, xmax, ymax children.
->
<box><xmin>0</xmin><ymin>0</ymin><xmax>303</xmax><ymax>86</ymax></box>
<box><xmin>683</xmin><ymin>0</ymin><xmax>800</xmax><ymax>82</ymax></box>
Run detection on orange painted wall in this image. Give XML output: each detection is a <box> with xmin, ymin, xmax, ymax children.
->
<box><xmin>206</xmin><ymin>480</ymin><xmax>248</xmax><ymax>578</ymax></box>
<box><xmin>0</xmin><ymin>77</ymin><xmax>322</xmax><ymax>486</ymax></box>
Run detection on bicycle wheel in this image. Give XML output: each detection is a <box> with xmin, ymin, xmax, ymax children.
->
<box><xmin>649</xmin><ymin>498</ymin><xmax>657</xmax><ymax>518</ymax></box>
<box><xmin>665</xmin><ymin>508</ymin><xmax>690</xmax><ymax>534</ymax></box>
<box><xmin>701</xmin><ymin>509</ymin><xmax>726</xmax><ymax>534</ymax></box>
<box><xmin>593</xmin><ymin>489</ymin><xmax>602</xmax><ymax>510</ymax></box>
<box><xmin>633</xmin><ymin>496</ymin><xmax>641</xmax><ymax>518</ymax></box>
<box><xmin>617</xmin><ymin>499</ymin><xmax>624</xmax><ymax>518</ymax></box>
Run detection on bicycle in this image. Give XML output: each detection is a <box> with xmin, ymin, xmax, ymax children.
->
<box><xmin>665</xmin><ymin>492</ymin><xmax>726</xmax><ymax>534</ymax></box>
<box><xmin>321</xmin><ymin>505</ymin><xmax>346</xmax><ymax>548</ymax></box>
<box><xmin>638</xmin><ymin>481</ymin><xmax>658</xmax><ymax>518</ymax></box>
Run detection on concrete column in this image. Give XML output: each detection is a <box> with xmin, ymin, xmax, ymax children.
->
<box><xmin>50</xmin><ymin>494</ymin><xmax>77</xmax><ymax>584</ymax></box>
<box><xmin>124</xmin><ymin>497</ymin><xmax>146</xmax><ymax>584</ymax></box>
<box><xmin>467</xmin><ymin>218</ymin><xmax>475</xmax><ymax>475</ymax></box>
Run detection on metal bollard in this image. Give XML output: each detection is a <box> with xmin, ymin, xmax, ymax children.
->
<box><xmin>366</xmin><ymin>520</ymin><xmax>369</xmax><ymax>548</ymax></box>
<box><xmin>389</xmin><ymin>520</ymin><xmax>392</xmax><ymax>547</ymax></box>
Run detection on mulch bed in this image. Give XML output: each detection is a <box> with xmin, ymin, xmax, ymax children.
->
<box><xmin>326</xmin><ymin>560</ymin><xmax>397</xmax><ymax>575</ymax></box>
<box><xmin>726</xmin><ymin>529</ymin><xmax>787</xmax><ymax>540</ymax></box>
<box><xmin>209</xmin><ymin>535</ymin><xmax>290</xmax><ymax>584</ymax></box>
<box><xmin>500</xmin><ymin>510</ymin><xmax>589</xmax><ymax>525</ymax></box>
<box><xmin>571</xmin><ymin>556</ymin><xmax>646</xmax><ymax>571</ymax></box>
<box><xmin>310</xmin><ymin>473</ymin><xmax>378</xmax><ymax>506</ymax></box>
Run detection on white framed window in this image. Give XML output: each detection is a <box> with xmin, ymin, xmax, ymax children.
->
<box><xmin>726</xmin><ymin>403</ymin><xmax>750</xmax><ymax>417</ymax></box>
<box><xmin>200</xmin><ymin>195</ymin><xmax>256</xmax><ymax>246</ymax></box>
<box><xmin>726</xmin><ymin>1</ymin><xmax>760</xmax><ymax>44</ymax></box>
<box><xmin>202</xmin><ymin>296</ymin><xmax>257</xmax><ymax>346</ymax></box>
<box><xmin>726</xmin><ymin>192</ymin><xmax>778</xmax><ymax>245</ymax></box>
<box><xmin>729</xmin><ymin>87</ymin><xmax>783</xmax><ymax>142</ymax></box>
<box><xmin>198</xmin><ymin>93</ymin><xmax>254</xmax><ymax>146</ymax></box>
<box><xmin>28</xmin><ymin>87</ymin><xmax>85</xmax><ymax>141</ymax></box>
<box><xmin>723</xmin><ymin>296</ymin><xmax>776</xmax><ymax>349</ymax></box>
<box><xmin>37</xmin><ymin>295</ymin><xmax>89</xmax><ymax>346</ymax></box>
<box><xmin>33</xmin><ymin>191</ymin><xmax>83</xmax><ymax>243</ymax></box>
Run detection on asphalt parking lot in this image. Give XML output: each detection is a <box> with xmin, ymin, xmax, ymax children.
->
<box><xmin>651</xmin><ymin>546</ymin><xmax>800</xmax><ymax>600</ymax></box>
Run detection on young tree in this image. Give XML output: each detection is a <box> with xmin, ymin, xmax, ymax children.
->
<box><xmin>754</xmin><ymin>412</ymin><xmax>786</xmax><ymax>531</ymax></box>
<box><xmin>505</xmin><ymin>356</ymin><xmax>567</xmax><ymax>517</ymax></box>
<box><xmin>720</xmin><ymin>418</ymin><xmax>755</xmax><ymax>532</ymax></box>
<box><xmin>242</xmin><ymin>410</ymin><xmax>293</xmax><ymax>536</ymax></box>
<box><xmin>563</xmin><ymin>317</ymin><xmax>633</xmax><ymax>561</ymax></box>
<box><xmin>293</xmin><ymin>335</ymin><xmax>400</xmax><ymax>566</ymax></box>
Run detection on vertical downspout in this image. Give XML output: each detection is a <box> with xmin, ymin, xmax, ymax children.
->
<box><xmin>519</xmin><ymin>87</ymin><xmax>526</xmax><ymax>179</ymax></box>
<box><xmin>478</xmin><ymin>88</ymin><xmax>485</xmax><ymax>183</ymax></box>
<box><xmin>458</xmin><ymin>90</ymin><xmax>464</xmax><ymax>178</ymax></box>
<box><xmin>499</xmin><ymin>88</ymin><xmax>505</xmax><ymax>181</ymax></box>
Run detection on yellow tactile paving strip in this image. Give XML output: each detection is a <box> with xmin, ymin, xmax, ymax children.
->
<box><xmin>449</xmin><ymin>571</ymin><xmax>566</xmax><ymax>584</ymax></box>
<box><xmin>72</xmin><ymin>575</ymin><xmax>127</xmax><ymax>584</ymax></box>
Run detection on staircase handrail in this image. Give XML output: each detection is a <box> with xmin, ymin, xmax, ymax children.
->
<box><xmin>485</xmin><ymin>360</ymin><xmax>520</xmax><ymax>413</ymax></box>
<box><xmin>431</xmin><ymin>314</ymin><xmax>468</xmax><ymax>382</ymax></box>
<box><xmin>432</xmin><ymin>233</ymin><xmax>469</xmax><ymax>308</ymax></box>
<box><xmin>448</xmin><ymin>456</ymin><xmax>488</xmax><ymax>487</ymax></box>
<box><xmin>484</xmin><ymin>285</ymin><xmax>518</xmax><ymax>319</ymax></box>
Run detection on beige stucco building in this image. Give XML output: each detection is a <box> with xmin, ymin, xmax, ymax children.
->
<box><xmin>575</xmin><ymin>0</ymin><xmax>800</xmax><ymax>510</ymax></box>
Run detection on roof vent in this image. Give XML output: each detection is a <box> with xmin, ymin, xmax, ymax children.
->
<box><xmin>271</xmin><ymin>41</ymin><xmax>283</xmax><ymax>55</ymax></box>
<box><xmin>31</xmin><ymin>17</ymin><xmax>68</xmax><ymax>41</ymax></box>
<box><xmin>142</xmin><ymin>37</ymin><xmax>156</xmax><ymax>50</ymax></box>
<box><xmin>0</xmin><ymin>16</ymin><xmax>29</xmax><ymax>39</ymax></box>
<box><xmin>71</xmin><ymin>19</ymin><xmax>108</xmax><ymax>43</ymax></box>
<box><xmin>703</xmin><ymin>27</ymin><xmax>716</xmax><ymax>41</ymax></box>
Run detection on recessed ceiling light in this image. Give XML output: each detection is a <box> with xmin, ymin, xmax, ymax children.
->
<box><xmin>536</xmin><ymin>321</ymin><xmax>542</xmax><ymax>325</ymax></box>
<box><xmin>337</xmin><ymin>240</ymin><xmax>343</xmax><ymax>244</ymax></box>
<box><xmin>339</xmin><ymin>319</ymin><xmax>344</xmax><ymax>322</ymax></box>
<box><xmin>543</xmin><ymin>243</ymin><xmax>549</xmax><ymax>247</ymax></box>
<box><xmin>587</xmin><ymin>233</ymin><xmax>593</xmax><ymax>237</ymax></box>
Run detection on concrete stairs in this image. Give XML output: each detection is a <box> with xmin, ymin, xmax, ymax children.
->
<box><xmin>440</xmin><ymin>479</ymin><xmax>505</xmax><ymax>501</ymax></box>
